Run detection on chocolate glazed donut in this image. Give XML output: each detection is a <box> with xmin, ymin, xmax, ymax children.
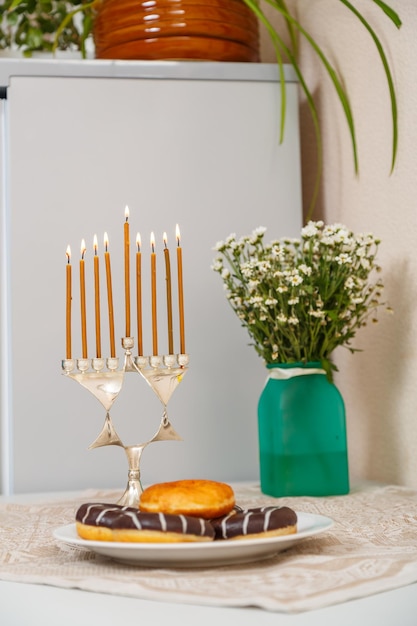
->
<box><xmin>211</xmin><ymin>506</ymin><xmax>297</xmax><ymax>540</ymax></box>
<box><xmin>76</xmin><ymin>503</ymin><xmax>215</xmax><ymax>542</ymax></box>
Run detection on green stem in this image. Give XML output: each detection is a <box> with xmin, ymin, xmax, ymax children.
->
<box><xmin>52</xmin><ymin>0</ymin><xmax>98</xmax><ymax>58</ymax></box>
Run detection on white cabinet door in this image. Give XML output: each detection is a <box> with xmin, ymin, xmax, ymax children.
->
<box><xmin>1</xmin><ymin>61</ymin><xmax>302</xmax><ymax>493</ymax></box>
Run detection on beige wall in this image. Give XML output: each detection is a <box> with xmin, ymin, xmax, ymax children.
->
<box><xmin>260</xmin><ymin>0</ymin><xmax>417</xmax><ymax>488</ymax></box>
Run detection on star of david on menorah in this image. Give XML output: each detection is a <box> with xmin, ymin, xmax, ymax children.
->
<box><xmin>61</xmin><ymin>208</ymin><xmax>188</xmax><ymax>507</ymax></box>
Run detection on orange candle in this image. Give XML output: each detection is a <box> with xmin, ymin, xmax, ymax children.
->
<box><xmin>65</xmin><ymin>245</ymin><xmax>72</xmax><ymax>359</ymax></box>
<box><xmin>124</xmin><ymin>206</ymin><xmax>131</xmax><ymax>338</ymax></box>
<box><xmin>136</xmin><ymin>232</ymin><xmax>143</xmax><ymax>356</ymax></box>
<box><xmin>176</xmin><ymin>224</ymin><xmax>185</xmax><ymax>354</ymax></box>
<box><xmin>150</xmin><ymin>231</ymin><xmax>158</xmax><ymax>356</ymax></box>
<box><xmin>163</xmin><ymin>232</ymin><xmax>174</xmax><ymax>355</ymax></box>
<box><xmin>93</xmin><ymin>234</ymin><xmax>101</xmax><ymax>359</ymax></box>
<box><xmin>80</xmin><ymin>239</ymin><xmax>88</xmax><ymax>359</ymax></box>
<box><xmin>104</xmin><ymin>232</ymin><xmax>116</xmax><ymax>358</ymax></box>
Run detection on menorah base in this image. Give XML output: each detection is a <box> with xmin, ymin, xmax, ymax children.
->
<box><xmin>114</xmin><ymin>444</ymin><xmax>147</xmax><ymax>507</ymax></box>
<box><xmin>118</xmin><ymin>469</ymin><xmax>143</xmax><ymax>507</ymax></box>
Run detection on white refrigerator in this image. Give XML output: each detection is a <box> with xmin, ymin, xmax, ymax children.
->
<box><xmin>0</xmin><ymin>58</ymin><xmax>302</xmax><ymax>494</ymax></box>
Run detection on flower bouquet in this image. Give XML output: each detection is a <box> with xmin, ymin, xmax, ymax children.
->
<box><xmin>212</xmin><ymin>221</ymin><xmax>388</xmax><ymax>380</ymax></box>
<box><xmin>212</xmin><ymin>221</ymin><xmax>389</xmax><ymax>496</ymax></box>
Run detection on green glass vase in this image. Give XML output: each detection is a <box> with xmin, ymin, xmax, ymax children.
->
<box><xmin>257</xmin><ymin>362</ymin><xmax>349</xmax><ymax>497</ymax></box>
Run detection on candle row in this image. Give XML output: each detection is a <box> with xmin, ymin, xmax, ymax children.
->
<box><xmin>65</xmin><ymin>211</ymin><xmax>185</xmax><ymax>361</ymax></box>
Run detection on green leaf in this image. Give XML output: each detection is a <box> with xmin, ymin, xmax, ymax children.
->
<box><xmin>241</xmin><ymin>0</ymin><xmax>287</xmax><ymax>145</ymax></box>
<box><xmin>26</xmin><ymin>26</ymin><xmax>43</xmax><ymax>49</ymax></box>
<box><xmin>8</xmin><ymin>0</ymin><xmax>25</xmax><ymax>10</ymax></box>
<box><xmin>278</xmin><ymin>42</ymin><xmax>323</xmax><ymax>220</ymax></box>
<box><xmin>263</xmin><ymin>0</ymin><xmax>359</xmax><ymax>174</ymax></box>
<box><xmin>7</xmin><ymin>12</ymin><xmax>19</xmax><ymax>25</ymax></box>
<box><xmin>272</xmin><ymin>0</ymin><xmax>298</xmax><ymax>57</ymax></box>
<box><xmin>241</xmin><ymin>1</ymin><xmax>324</xmax><ymax>217</ymax></box>
<box><xmin>52</xmin><ymin>0</ymin><xmax>98</xmax><ymax>55</ymax></box>
<box><xmin>339</xmin><ymin>0</ymin><xmax>399</xmax><ymax>172</ymax></box>
<box><xmin>371</xmin><ymin>0</ymin><xmax>402</xmax><ymax>27</ymax></box>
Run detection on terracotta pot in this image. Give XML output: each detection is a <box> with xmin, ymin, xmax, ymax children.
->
<box><xmin>93</xmin><ymin>0</ymin><xmax>260</xmax><ymax>62</ymax></box>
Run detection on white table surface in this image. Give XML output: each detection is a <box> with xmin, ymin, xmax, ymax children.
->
<box><xmin>1</xmin><ymin>491</ymin><xmax>417</xmax><ymax>625</ymax></box>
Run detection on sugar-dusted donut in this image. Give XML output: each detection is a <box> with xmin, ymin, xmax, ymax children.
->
<box><xmin>139</xmin><ymin>479</ymin><xmax>236</xmax><ymax>519</ymax></box>
<box><xmin>75</xmin><ymin>503</ymin><xmax>215</xmax><ymax>543</ymax></box>
<box><xmin>211</xmin><ymin>506</ymin><xmax>297</xmax><ymax>540</ymax></box>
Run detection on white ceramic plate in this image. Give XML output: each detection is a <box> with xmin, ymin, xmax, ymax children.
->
<box><xmin>53</xmin><ymin>512</ymin><xmax>333</xmax><ymax>568</ymax></box>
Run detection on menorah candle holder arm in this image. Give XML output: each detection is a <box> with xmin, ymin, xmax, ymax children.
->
<box><xmin>62</xmin><ymin>338</ymin><xmax>189</xmax><ymax>507</ymax></box>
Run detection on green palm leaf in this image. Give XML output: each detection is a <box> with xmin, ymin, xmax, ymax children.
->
<box><xmin>242</xmin><ymin>0</ymin><xmax>323</xmax><ymax>218</ymax></box>
<box><xmin>371</xmin><ymin>0</ymin><xmax>402</xmax><ymax>27</ymax></box>
<box><xmin>242</xmin><ymin>0</ymin><xmax>401</xmax><ymax>210</ymax></box>
<box><xmin>263</xmin><ymin>0</ymin><xmax>359</xmax><ymax>173</ymax></box>
<box><xmin>272</xmin><ymin>0</ymin><xmax>298</xmax><ymax>57</ymax></box>
<box><xmin>241</xmin><ymin>0</ymin><xmax>287</xmax><ymax>144</ymax></box>
<box><xmin>340</xmin><ymin>0</ymin><xmax>400</xmax><ymax>172</ymax></box>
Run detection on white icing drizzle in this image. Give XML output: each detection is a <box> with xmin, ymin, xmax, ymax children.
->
<box><xmin>96</xmin><ymin>507</ymin><xmax>121</xmax><ymax>524</ymax></box>
<box><xmin>264</xmin><ymin>508</ymin><xmax>272</xmax><ymax>531</ymax></box>
<box><xmin>218</xmin><ymin>507</ymin><xmax>287</xmax><ymax>537</ymax></box>
<box><xmin>242</xmin><ymin>511</ymin><xmax>253</xmax><ymax>535</ymax></box>
<box><xmin>220</xmin><ymin>518</ymin><xmax>227</xmax><ymax>540</ymax></box>
<box><xmin>82</xmin><ymin>503</ymin><xmax>101</xmax><ymax>524</ymax></box>
<box><xmin>220</xmin><ymin>511</ymin><xmax>235</xmax><ymax>539</ymax></box>
<box><xmin>79</xmin><ymin>503</ymin><xmax>212</xmax><ymax>537</ymax></box>
<box><xmin>159</xmin><ymin>512</ymin><xmax>167</xmax><ymax>532</ymax></box>
<box><xmin>82</xmin><ymin>504</ymin><xmax>119</xmax><ymax>525</ymax></box>
<box><xmin>124</xmin><ymin>511</ymin><xmax>143</xmax><ymax>529</ymax></box>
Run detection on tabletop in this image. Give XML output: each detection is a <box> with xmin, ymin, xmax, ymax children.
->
<box><xmin>1</xmin><ymin>483</ymin><xmax>417</xmax><ymax>625</ymax></box>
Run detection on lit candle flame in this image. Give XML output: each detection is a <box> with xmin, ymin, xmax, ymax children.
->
<box><xmin>163</xmin><ymin>232</ymin><xmax>168</xmax><ymax>249</ymax></box>
<box><xmin>81</xmin><ymin>239</ymin><xmax>86</xmax><ymax>260</ymax></box>
<box><xmin>176</xmin><ymin>223</ymin><xmax>181</xmax><ymax>246</ymax></box>
<box><xmin>125</xmin><ymin>205</ymin><xmax>130</xmax><ymax>222</ymax></box>
<box><xmin>136</xmin><ymin>232</ymin><xmax>141</xmax><ymax>252</ymax></box>
<box><xmin>93</xmin><ymin>234</ymin><xmax>98</xmax><ymax>255</ymax></box>
<box><xmin>66</xmin><ymin>245</ymin><xmax>71</xmax><ymax>263</ymax></box>
<box><xmin>104</xmin><ymin>232</ymin><xmax>109</xmax><ymax>252</ymax></box>
<box><xmin>150</xmin><ymin>231</ymin><xmax>155</xmax><ymax>253</ymax></box>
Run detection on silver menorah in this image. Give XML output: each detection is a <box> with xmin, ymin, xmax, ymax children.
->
<box><xmin>62</xmin><ymin>336</ymin><xmax>189</xmax><ymax>507</ymax></box>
